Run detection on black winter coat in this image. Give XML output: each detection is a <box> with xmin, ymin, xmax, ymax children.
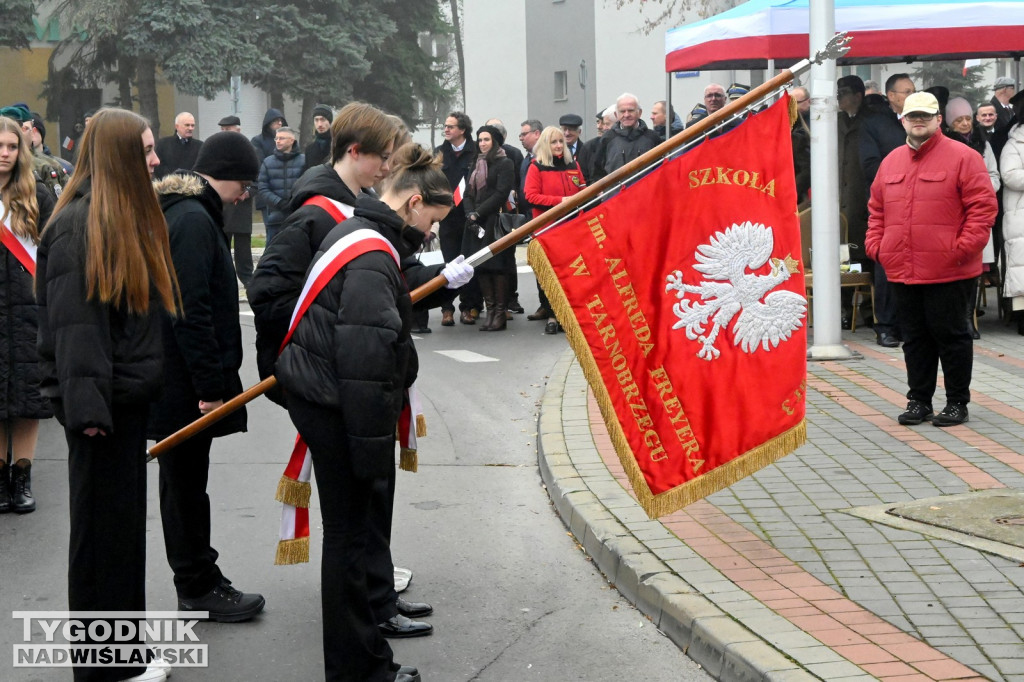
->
<box><xmin>0</xmin><ymin>184</ymin><xmax>54</xmax><ymax>420</ymax></box>
<box><xmin>257</xmin><ymin>149</ymin><xmax>306</xmax><ymax>227</ymax></box>
<box><xmin>35</xmin><ymin>182</ymin><xmax>165</xmax><ymax>433</ymax></box>
<box><xmin>154</xmin><ymin>135</ymin><xmax>203</xmax><ymax>180</ymax></box>
<box><xmin>436</xmin><ymin>138</ymin><xmax>477</xmax><ymax>235</ymax></box>
<box><xmin>249</xmin><ymin>165</ymin><xmax>361</xmax><ymax>386</ymax></box>
<box><xmin>859</xmin><ymin>107</ymin><xmax>906</xmax><ymax>191</ymax></box>
<box><xmin>251</xmin><ymin>108</ymin><xmax>287</xmax><ymax>210</ymax></box>
<box><xmin>462</xmin><ymin>154</ymin><xmax>515</xmax><ymax>272</ymax></box>
<box><xmin>275</xmin><ymin>197</ymin><xmax>433</xmax><ymax>474</ymax></box>
<box><xmin>302</xmin><ymin>132</ymin><xmax>331</xmax><ymax>174</ymax></box>
<box><xmin>149</xmin><ymin>173</ymin><xmax>245</xmax><ymax>439</ymax></box>
<box><xmin>591</xmin><ymin>119</ymin><xmax>661</xmax><ymax>180</ymax></box>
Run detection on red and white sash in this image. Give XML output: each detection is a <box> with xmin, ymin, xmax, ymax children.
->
<box><xmin>0</xmin><ymin>205</ymin><xmax>37</xmax><ymax>276</ymax></box>
<box><xmin>274</xmin><ymin>226</ymin><xmax>427</xmax><ymax>565</ymax></box>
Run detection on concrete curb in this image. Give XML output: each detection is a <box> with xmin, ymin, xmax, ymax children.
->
<box><xmin>538</xmin><ymin>349</ymin><xmax>822</xmax><ymax>682</ymax></box>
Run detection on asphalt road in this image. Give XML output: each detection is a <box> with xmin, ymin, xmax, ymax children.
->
<box><xmin>1</xmin><ymin>256</ymin><xmax>710</xmax><ymax>681</ymax></box>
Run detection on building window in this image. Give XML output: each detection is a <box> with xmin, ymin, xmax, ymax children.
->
<box><xmin>554</xmin><ymin>71</ymin><xmax>568</xmax><ymax>101</ymax></box>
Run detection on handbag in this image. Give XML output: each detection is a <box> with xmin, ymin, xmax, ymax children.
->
<box><xmin>496</xmin><ymin>211</ymin><xmax>527</xmax><ymax>238</ymax></box>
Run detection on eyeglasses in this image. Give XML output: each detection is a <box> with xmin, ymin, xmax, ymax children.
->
<box><xmin>443</xmin><ymin>124</ymin><xmax>458</xmax><ymax>130</ymax></box>
<box><xmin>904</xmin><ymin>112</ymin><xmax>936</xmax><ymax>122</ymax></box>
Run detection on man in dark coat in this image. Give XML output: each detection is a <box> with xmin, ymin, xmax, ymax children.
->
<box><xmin>257</xmin><ymin>126</ymin><xmax>305</xmax><ymax>244</ymax></box>
<box><xmin>590</xmin><ymin>93</ymin><xmax>661</xmax><ymax>181</ymax></box>
<box><xmin>217</xmin><ymin>115</ymin><xmax>255</xmax><ymax>286</ymax></box>
<box><xmin>251</xmin><ymin>108</ymin><xmax>287</xmax><ymax>215</ymax></box>
<box><xmin>991</xmin><ymin>76</ymin><xmax>1017</xmax><ymax>133</ymax></box>
<box><xmin>435</xmin><ymin>111</ymin><xmax>481</xmax><ymax>325</ymax></box>
<box><xmin>860</xmin><ymin>72</ymin><xmax>916</xmax><ymax>348</ymax></box>
<box><xmin>302</xmin><ymin>103</ymin><xmax>333</xmax><ymax>173</ymax></box>
<box><xmin>154</xmin><ymin>112</ymin><xmax>204</xmax><ymax>179</ymax></box>
<box><xmin>560</xmin><ymin>113</ymin><xmax>593</xmax><ymax>182</ymax></box>
<box><xmin>150</xmin><ymin>132</ymin><xmax>265</xmax><ymax>622</ymax></box>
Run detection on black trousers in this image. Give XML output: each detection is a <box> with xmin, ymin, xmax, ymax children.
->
<box><xmin>67</xmin><ymin>405</ymin><xmax>149</xmax><ymax>682</ymax></box>
<box><xmin>891</xmin><ymin>279</ymin><xmax>974</xmax><ymax>406</ymax></box>
<box><xmin>288</xmin><ymin>397</ymin><xmax>396</xmax><ymax>682</ymax></box>
<box><xmin>228</xmin><ymin>233</ymin><xmax>253</xmax><ymax>287</ymax></box>
<box><xmin>157</xmin><ymin>433</ymin><xmax>223</xmax><ymax>598</ymax></box>
<box><xmin>873</xmin><ymin>261</ymin><xmax>900</xmax><ymax>337</ymax></box>
<box><xmin>439</xmin><ymin>221</ymin><xmax>481</xmax><ymax>313</ymax></box>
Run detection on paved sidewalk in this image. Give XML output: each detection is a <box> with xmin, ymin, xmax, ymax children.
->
<box><xmin>539</xmin><ymin>311</ymin><xmax>1024</xmax><ymax>681</ymax></box>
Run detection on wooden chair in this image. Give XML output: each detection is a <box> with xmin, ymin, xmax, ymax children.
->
<box><xmin>799</xmin><ymin>207</ymin><xmax>875</xmax><ymax>331</ymax></box>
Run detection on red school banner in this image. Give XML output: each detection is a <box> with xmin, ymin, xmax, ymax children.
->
<box><xmin>528</xmin><ymin>96</ymin><xmax>807</xmax><ymax>518</ymax></box>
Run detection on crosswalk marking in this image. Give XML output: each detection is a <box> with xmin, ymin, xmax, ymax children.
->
<box><xmin>434</xmin><ymin>350</ymin><xmax>499</xmax><ymax>363</ymax></box>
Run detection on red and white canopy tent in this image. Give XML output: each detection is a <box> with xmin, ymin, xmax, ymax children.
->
<box><xmin>665</xmin><ymin>0</ymin><xmax>1024</xmax><ymax>72</ymax></box>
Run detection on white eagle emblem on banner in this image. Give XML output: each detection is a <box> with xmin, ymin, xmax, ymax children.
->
<box><xmin>666</xmin><ymin>221</ymin><xmax>806</xmax><ymax>361</ymax></box>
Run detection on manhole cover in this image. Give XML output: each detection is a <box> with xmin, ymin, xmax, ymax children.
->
<box><xmin>844</xmin><ymin>490</ymin><xmax>1024</xmax><ymax>562</ymax></box>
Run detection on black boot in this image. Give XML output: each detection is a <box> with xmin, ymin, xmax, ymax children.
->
<box><xmin>11</xmin><ymin>458</ymin><xmax>35</xmax><ymax>514</ymax></box>
<box><xmin>490</xmin><ymin>274</ymin><xmax>509</xmax><ymax>331</ymax></box>
<box><xmin>0</xmin><ymin>460</ymin><xmax>11</xmax><ymax>514</ymax></box>
<box><xmin>478</xmin><ymin>273</ymin><xmax>497</xmax><ymax>331</ymax></box>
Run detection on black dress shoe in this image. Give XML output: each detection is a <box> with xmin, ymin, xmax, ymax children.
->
<box><xmin>877</xmin><ymin>333</ymin><xmax>899</xmax><ymax>348</ymax></box>
<box><xmin>379</xmin><ymin>614</ymin><xmax>433</xmax><ymax>639</ymax></box>
<box><xmin>396</xmin><ymin>596</ymin><xmax>433</xmax><ymax>618</ymax></box>
<box><xmin>390</xmin><ymin>663</ymin><xmax>420</xmax><ymax>681</ymax></box>
<box><xmin>544</xmin><ymin>320</ymin><xmax>558</xmax><ymax>335</ymax></box>
<box><xmin>411</xmin><ymin>326</ymin><xmax>431</xmax><ymax>334</ymax></box>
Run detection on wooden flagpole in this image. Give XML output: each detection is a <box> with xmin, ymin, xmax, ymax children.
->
<box><xmin>146</xmin><ymin>34</ymin><xmax>850</xmax><ymax>460</ymax></box>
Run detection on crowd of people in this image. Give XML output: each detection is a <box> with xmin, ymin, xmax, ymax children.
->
<box><xmin>0</xmin><ymin>65</ymin><xmax>1021</xmax><ymax>681</ymax></box>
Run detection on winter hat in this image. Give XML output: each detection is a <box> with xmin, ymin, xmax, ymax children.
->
<box><xmin>192</xmin><ymin>131</ymin><xmax>260</xmax><ymax>181</ymax></box>
<box><xmin>30</xmin><ymin>113</ymin><xmax>46</xmax><ymax>141</ymax></box>
<box><xmin>995</xmin><ymin>76</ymin><xmax>1016</xmax><ymax>90</ymax></box>
<box><xmin>476</xmin><ymin>125</ymin><xmax>505</xmax><ymax>149</ymax></box>
<box><xmin>217</xmin><ymin>115</ymin><xmax>241</xmax><ymax>127</ymax></box>
<box><xmin>0</xmin><ymin>105</ymin><xmax>30</xmax><ymax>123</ymax></box>
<box><xmin>944</xmin><ymin>97</ymin><xmax>973</xmax><ymax>124</ymax></box>
<box><xmin>312</xmin><ymin>104</ymin><xmax>334</xmax><ymax>123</ymax></box>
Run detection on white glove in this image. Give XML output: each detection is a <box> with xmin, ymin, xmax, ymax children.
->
<box><xmin>442</xmin><ymin>255</ymin><xmax>474</xmax><ymax>289</ymax></box>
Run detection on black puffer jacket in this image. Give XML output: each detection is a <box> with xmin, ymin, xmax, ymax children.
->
<box><xmin>149</xmin><ymin>173</ymin><xmax>245</xmax><ymax>439</ymax></box>
<box><xmin>275</xmin><ymin>196</ymin><xmax>428</xmax><ymax>464</ymax></box>
<box><xmin>249</xmin><ymin>165</ymin><xmax>361</xmax><ymax>385</ymax></box>
<box><xmin>35</xmin><ymin>182</ymin><xmax>165</xmax><ymax>432</ymax></box>
<box><xmin>0</xmin><ymin>184</ymin><xmax>54</xmax><ymax>420</ymax></box>
<box><xmin>591</xmin><ymin>119</ymin><xmax>661</xmax><ymax>180</ymax></box>
<box><xmin>250</xmin><ymin>172</ymin><xmax>450</xmax><ymax>399</ymax></box>
<box><xmin>302</xmin><ymin>131</ymin><xmax>331</xmax><ymax>173</ymax></box>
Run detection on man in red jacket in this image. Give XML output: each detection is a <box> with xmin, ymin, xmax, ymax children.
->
<box><xmin>866</xmin><ymin>92</ymin><xmax>998</xmax><ymax>427</ymax></box>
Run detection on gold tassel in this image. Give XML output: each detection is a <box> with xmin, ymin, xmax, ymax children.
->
<box><xmin>274</xmin><ymin>537</ymin><xmax>310</xmax><ymax>565</ymax></box>
<box><xmin>416</xmin><ymin>414</ymin><xmax>427</xmax><ymax>438</ymax></box>
<box><xmin>399</xmin><ymin>448</ymin><xmax>418</xmax><ymax>473</ymax></box>
<box><xmin>275</xmin><ymin>476</ymin><xmax>311</xmax><ymax>508</ymax></box>
<box><xmin>529</xmin><ymin>239</ymin><xmax>808</xmax><ymax>519</ymax></box>
<box><xmin>788</xmin><ymin>94</ymin><xmax>799</xmax><ymax>126</ymax></box>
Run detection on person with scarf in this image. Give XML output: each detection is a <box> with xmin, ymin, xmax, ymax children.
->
<box><xmin>461</xmin><ymin>125</ymin><xmax>515</xmax><ymax>331</ymax></box>
<box><xmin>946</xmin><ymin>97</ymin><xmax>1001</xmax><ymax>339</ymax></box>
<box><xmin>524</xmin><ymin>125</ymin><xmax>586</xmax><ymax>334</ymax></box>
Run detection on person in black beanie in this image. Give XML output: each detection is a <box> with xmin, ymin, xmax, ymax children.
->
<box><xmin>150</xmin><ymin>131</ymin><xmax>266</xmax><ymax>622</ymax></box>
<box><xmin>303</xmin><ymin>104</ymin><xmax>334</xmax><ymax>173</ymax></box>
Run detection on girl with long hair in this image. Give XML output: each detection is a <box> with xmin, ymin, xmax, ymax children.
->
<box><xmin>525</xmin><ymin>125</ymin><xmax>586</xmax><ymax>333</ymax></box>
<box><xmin>0</xmin><ymin>116</ymin><xmax>54</xmax><ymax>514</ymax></box>
<box><xmin>36</xmin><ymin>108</ymin><xmax>179</xmax><ymax>682</ymax></box>
<box><xmin>461</xmin><ymin>125</ymin><xmax>515</xmax><ymax>331</ymax></box>
<box><xmin>276</xmin><ymin>142</ymin><xmax>468</xmax><ymax>682</ymax></box>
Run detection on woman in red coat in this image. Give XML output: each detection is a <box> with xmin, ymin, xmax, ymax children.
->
<box><xmin>525</xmin><ymin>126</ymin><xmax>586</xmax><ymax>333</ymax></box>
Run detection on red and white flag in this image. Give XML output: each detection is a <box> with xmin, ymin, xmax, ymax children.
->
<box><xmin>963</xmin><ymin>59</ymin><xmax>982</xmax><ymax>76</ymax></box>
<box><xmin>453</xmin><ymin>177</ymin><xmax>467</xmax><ymax>206</ymax></box>
<box><xmin>528</xmin><ymin>96</ymin><xmax>807</xmax><ymax>517</ymax></box>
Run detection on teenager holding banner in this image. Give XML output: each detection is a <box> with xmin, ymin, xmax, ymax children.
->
<box><xmin>525</xmin><ymin>125</ymin><xmax>586</xmax><ymax>335</ymax></box>
<box><xmin>0</xmin><ymin>116</ymin><xmax>54</xmax><ymax>515</ymax></box>
<box><xmin>275</xmin><ymin>143</ymin><xmax>469</xmax><ymax>682</ymax></box>
<box><xmin>36</xmin><ymin>108</ymin><xmax>180</xmax><ymax>682</ymax></box>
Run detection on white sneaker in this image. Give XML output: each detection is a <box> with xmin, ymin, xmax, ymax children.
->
<box><xmin>150</xmin><ymin>650</ymin><xmax>173</xmax><ymax>678</ymax></box>
<box><xmin>394</xmin><ymin>567</ymin><xmax>413</xmax><ymax>593</ymax></box>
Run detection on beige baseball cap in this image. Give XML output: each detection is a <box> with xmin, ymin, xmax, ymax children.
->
<box><xmin>900</xmin><ymin>92</ymin><xmax>940</xmax><ymax>117</ymax></box>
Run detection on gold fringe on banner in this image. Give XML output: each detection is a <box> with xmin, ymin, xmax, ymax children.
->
<box><xmin>274</xmin><ymin>537</ymin><xmax>309</xmax><ymax>566</ymax></box>
<box><xmin>274</xmin><ymin>476</ymin><xmax>311</xmax><ymax>508</ymax></box>
<box><xmin>527</xmin><ymin>240</ymin><xmax>807</xmax><ymax>519</ymax></box>
<box><xmin>399</xmin><ymin>448</ymin><xmax>418</xmax><ymax>473</ymax></box>
<box><xmin>416</xmin><ymin>414</ymin><xmax>427</xmax><ymax>438</ymax></box>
